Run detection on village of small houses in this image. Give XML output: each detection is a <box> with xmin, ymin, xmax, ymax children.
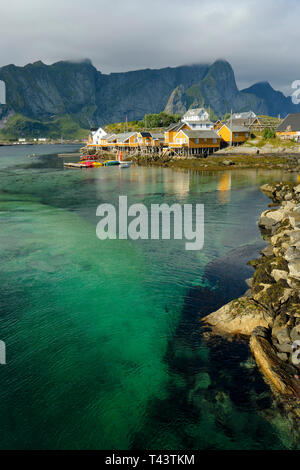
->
<box><xmin>85</xmin><ymin>108</ymin><xmax>300</xmax><ymax>160</ymax></box>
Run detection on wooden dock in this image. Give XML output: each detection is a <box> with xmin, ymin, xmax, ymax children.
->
<box><xmin>64</xmin><ymin>162</ymin><xmax>85</xmax><ymax>168</ymax></box>
<box><xmin>58</xmin><ymin>153</ymin><xmax>81</xmax><ymax>157</ymax></box>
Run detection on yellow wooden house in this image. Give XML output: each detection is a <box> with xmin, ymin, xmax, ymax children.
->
<box><xmin>164</xmin><ymin>122</ymin><xmax>190</xmax><ymax>145</ymax></box>
<box><xmin>137</xmin><ymin>132</ymin><xmax>153</xmax><ymax>146</ymax></box>
<box><xmin>276</xmin><ymin>114</ymin><xmax>300</xmax><ymax>141</ymax></box>
<box><xmin>116</xmin><ymin>132</ymin><xmax>139</xmax><ymax>147</ymax></box>
<box><xmin>151</xmin><ymin>133</ymin><xmax>164</xmax><ymax>147</ymax></box>
<box><xmin>213</xmin><ymin>121</ymin><xmax>225</xmax><ymax>131</ymax></box>
<box><xmin>171</xmin><ymin>129</ymin><xmax>221</xmax><ymax>153</ymax></box>
<box><xmin>217</xmin><ymin>124</ymin><xmax>250</xmax><ymax>145</ymax></box>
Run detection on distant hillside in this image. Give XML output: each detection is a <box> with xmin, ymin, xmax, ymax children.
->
<box><xmin>241</xmin><ymin>82</ymin><xmax>298</xmax><ymax>118</ymax></box>
<box><xmin>0</xmin><ymin>59</ymin><xmax>299</xmax><ymax>131</ymax></box>
<box><xmin>0</xmin><ymin>113</ymin><xmax>89</xmax><ymax>140</ymax></box>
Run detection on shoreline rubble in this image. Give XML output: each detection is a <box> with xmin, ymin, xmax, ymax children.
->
<box><xmin>202</xmin><ymin>182</ymin><xmax>300</xmax><ymax>416</ymax></box>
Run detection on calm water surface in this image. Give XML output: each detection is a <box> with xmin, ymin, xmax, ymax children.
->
<box><xmin>0</xmin><ymin>145</ymin><xmax>298</xmax><ymax>449</ymax></box>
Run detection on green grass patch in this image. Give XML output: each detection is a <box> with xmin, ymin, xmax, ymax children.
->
<box><xmin>0</xmin><ymin>113</ymin><xmax>89</xmax><ymax>140</ymax></box>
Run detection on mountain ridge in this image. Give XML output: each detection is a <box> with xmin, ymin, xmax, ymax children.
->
<box><xmin>0</xmin><ymin>59</ymin><xmax>299</xmax><ymax>129</ymax></box>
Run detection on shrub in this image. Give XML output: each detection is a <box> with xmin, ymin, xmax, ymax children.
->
<box><xmin>263</xmin><ymin>128</ymin><xmax>276</xmax><ymax>139</ymax></box>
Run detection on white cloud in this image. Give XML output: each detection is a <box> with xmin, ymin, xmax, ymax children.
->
<box><xmin>0</xmin><ymin>0</ymin><xmax>299</xmax><ymax>94</ymax></box>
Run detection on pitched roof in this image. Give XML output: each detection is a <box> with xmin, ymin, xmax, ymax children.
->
<box><xmin>231</xmin><ymin>111</ymin><xmax>257</xmax><ymax>120</ymax></box>
<box><xmin>276</xmin><ymin>113</ymin><xmax>300</xmax><ymax>132</ymax></box>
<box><xmin>104</xmin><ymin>133</ymin><xmax>117</xmax><ymax>141</ymax></box>
<box><xmin>116</xmin><ymin>132</ymin><xmax>137</xmax><ymax>143</ymax></box>
<box><xmin>181</xmin><ymin>130</ymin><xmax>221</xmax><ymax>139</ymax></box>
<box><xmin>226</xmin><ymin>117</ymin><xmax>256</xmax><ymax>127</ymax></box>
<box><xmin>151</xmin><ymin>133</ymin><xmax>164</xmax><ymax>139</ymax></box>
<box><xmin>165</xmin><ymin>122</ymin><xmax>182</xmax><ymax>132</ymax></box>
<box><xmin>183</xmin><ymin>108</ymin><xmax>209</xmax><ymax>119</ymax></box>
<box><xmin>223</xmin><ymin>124</ymin><xmax>250</xmax><ymax>132</ymax></box>
<box><xmin>139</xmin><ymin>132</ymin><xmax>152</xmax><ymax>137</ymax></box>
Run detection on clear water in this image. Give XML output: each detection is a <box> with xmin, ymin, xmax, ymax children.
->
<box><xmin>0</xmin><ymin>145</ymin><xmax>298</xmax><ymax>450</ymax></box>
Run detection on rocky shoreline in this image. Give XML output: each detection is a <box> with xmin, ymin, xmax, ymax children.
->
<box><xmin>132</xmin><ymin>153</ymin><xmax>300</xmax><ymax>173</ymax></box>
<box><xmin>203</xmin><ymin>182</ymin><xmax>300</xmax><ymax>417</ymax></box>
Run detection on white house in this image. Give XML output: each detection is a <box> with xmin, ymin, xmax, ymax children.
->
<box><xmin>91</xmin><ymin>127</ymin><xmax>107</xmax><ymax>145</ymax></box>
<box><xmin>231</xmin><ymin>111</ymin><xmax>257</xmax><ymax>120</ymax></box>
<box><xmin>182</xmin><ymin>108</ymin><xmax>213</xmax><ymax>131</ymax></box>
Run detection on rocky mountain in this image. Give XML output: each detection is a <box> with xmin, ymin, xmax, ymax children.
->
<box><xmin>0</xmin><ymin>58</ymin><xmax>299</xmax><ymax>129</ymax></box>
<box><xmin>165</xmin><ymin>60</ymin><xmax>268</xmax><ymax>117</ymax></box>
<box><xmin>0</xmin><ymin>60</ymin><xmax>209</xmax><ymax>127</ymax></box>
<box><xmin>241</xmin><ymin>81</ymin><xmax>299</xmax><ymax>118</ymax></box>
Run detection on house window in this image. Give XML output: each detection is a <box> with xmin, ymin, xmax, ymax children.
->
<box><xmin>245</xmin><ymin>133</ymin><xmax>249</xmax><ymax>138</ymax></box>
<box><xmin>235</xmin><ymin>134</ymin><xmax>239</xmax><ymax>138</ymax></box>
<box><xmin>204</xmin><ymin>138</ymin><xmax>207</xmax><ymax>142</ymax></box>
<box><xmin>195</xmin><ymin>138</ymin><xmax>199</xmax><ymax>144</ymax></box>
<box><xmin>213</xmin><ymin>139</ymin><xmax>217</xmax><ymax>143</ymax></box>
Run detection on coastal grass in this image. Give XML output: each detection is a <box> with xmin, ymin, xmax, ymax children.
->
<box><xmin>246</xmin><ymin>132</ymin><xmax>300</xmax><ymax>149</ymax></box>
<box><xmin>140</xmin><ymin>154</ymin><xmax>295</xmax><ymax>172</ymax></box>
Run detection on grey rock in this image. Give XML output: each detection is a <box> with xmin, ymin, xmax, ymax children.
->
<box><xmin>288</xmin><ymin>258</ymin><xmax>300</xmax><ymax>280</ymax></box>
<box><xmin>290</xmin><ymin>326</ymin><xmax>300</xmax><ymax>342</ymax></box>
<box><xmin>276</xmin><ymin>343</ymin><xmax>293</xmax><ymax>354</ymax></box>
<box><xmin>222</xmin><ymin>160</ymin><xmax>234</xmax><ymax>166</ymax></box>
<box><xmin>276</xmin><ymin>327</ymin><xmax>291</xmax><ymax>344</ymax></box>
<box><xmin>261</xmin><ymin>245</ymin><xmax>274</xmax><ymax>257</ymax></box>
<box><xmin>277</xmin><ymin>352</ymin><xmax>288</xmax><ymax>362</ymax></box>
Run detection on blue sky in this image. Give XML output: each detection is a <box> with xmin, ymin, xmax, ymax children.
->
<box><xmin>0</xmin><ymin>0</ymin><xmax>299</xmax><ymax>94</ymax></box>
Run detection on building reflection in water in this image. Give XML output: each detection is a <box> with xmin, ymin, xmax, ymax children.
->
<box><xmin>217</xmin><ymin>172</ymin><xmax>231</xmax><ymax>204</ymax></box>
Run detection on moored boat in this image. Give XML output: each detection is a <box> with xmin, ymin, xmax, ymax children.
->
<box><xmin>104</xmin><ymin>160</ymin><xmax>120</xmax><ymax>166</ymax></box>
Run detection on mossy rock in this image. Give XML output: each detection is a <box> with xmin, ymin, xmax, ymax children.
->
<box><xmin>252</xmin><ymin>256</ymin><xmax>277</xmax><ymax>285</ymax></box>
<box><xmin>271</xmin><ymin>257</ymin><xmax>289</xmax><ymax>272</ymax></box>
<box><xmin>253</xmin><ymin>279</ymin><xmax>289</xmax><ymax>313</ymax></box>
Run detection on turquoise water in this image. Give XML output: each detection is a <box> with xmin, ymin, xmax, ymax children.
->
<box><xmin>0</xmin><ymin>145</ymin><xmax>298</xmax><ymax>450</ymax></box>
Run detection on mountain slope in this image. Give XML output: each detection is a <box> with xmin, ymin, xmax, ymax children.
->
<box><xmin>0</xmin><ymin>59</ymin><xmax>298</xmax><ymax>128</ymax></box>
<box><xmin>0</xmin><ymin>60</ymin><xmax>210</xmax><ymax>126</ymax></box>
<box><xmin>165</xmin><ymin>60</ymin><xmax>267</xmax><ymax>117</ymax></box>
<box><xmin>241</xmin><ymin>82</ymin><xmax>300</xmax><ymax>117</ymax></box>
<box><xmin>0</xmin><ymin>113</ymin><xmax>89</xmax><ymax>140</ymax></box>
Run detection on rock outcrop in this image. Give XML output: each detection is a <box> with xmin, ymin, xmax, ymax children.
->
<box><xmin>203</xmin><ymin>182</ymin><xmax>300</xmax><ymax>409</ymax></box>
<box><xmin>202</xmin><ymin>298</ymin><xmax>272</xmax><ymax>336</ymax></box>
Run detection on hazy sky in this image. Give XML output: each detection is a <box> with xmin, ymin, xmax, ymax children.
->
<box><xmin>0</xmin><ymin>0</ymin><xmax>299</xmax><ymax>95</ymax></box>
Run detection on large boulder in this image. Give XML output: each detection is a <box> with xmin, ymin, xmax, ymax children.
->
<box><xmin>202</xmin><ymin>298</ymin><xmax>272</xmax><ymax>336</ymax></box>
<box><xmin>250</xmin><ymin>329</ymin><xmax>300</xmax><ymax>397</ymax></box>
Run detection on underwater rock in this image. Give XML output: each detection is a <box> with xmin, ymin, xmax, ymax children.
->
<box><xmin>250</xmin><ymin>331</ymin><xmax>300</xmax><ymax>398</ymax></box>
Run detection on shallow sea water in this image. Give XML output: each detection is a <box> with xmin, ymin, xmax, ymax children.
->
<box><xmin>0</xmin><ymin>145</ymin><xmax>298</xmax><ymax>449</ymax></box>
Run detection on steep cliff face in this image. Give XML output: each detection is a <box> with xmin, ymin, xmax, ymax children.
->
<box><xmin>0</xmin><ymin>60</ymin><xmax>209</xmax><ymax>126</ymax></box>
<box><xmin>0</xmin><ymin>105</ymin><xmax>14</xmax><ymax>129</ymax></box>
<box><xmin>164</xmin><ymin>85</ymin><xmax>188</xmax><ymax>115</ymax></box>
<box><xmin>0</xmin><ymin>59</ymin><xmax>298</xmax><ymax>129</ymax></box>
<box><xmin>0</xmin><ymin>60</ymin><xmax>98</xmax><ymax>122</ymax></box>
<box><xmin>165</xmin><ymin>60</ymin><xmax>268</xmax><ymax>117</ymax></box>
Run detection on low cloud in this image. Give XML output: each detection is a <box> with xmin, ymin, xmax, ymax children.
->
<box><xmin>0</xmin><ymin>0</ymin><xmax>299</xmax><ymax>95</ymax></box>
